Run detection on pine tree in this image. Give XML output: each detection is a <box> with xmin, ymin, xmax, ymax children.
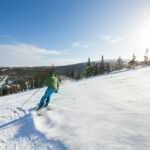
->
<box><xmin>65</xmin><ymin>70</ymin><xmax>71</xmax><ymax>77</ymax></box>
<box><xmin>144</xmin><ymin>49</ymin><xmax>149</xmax><ymax>64</ymax></box>
<box><xmin>116</xmin><ymin>56</ymin><xmax>124</xmax><ymax>70</ymax></box>
<box><xmin>71</xmin><ymin>70</ymin><xmax>75</xmax><ymax>78</ymax></box>
<box><xmin>76</xmin><ymin>70</ymin><xmax>82</xmax><ymax>79</ymax></box>
<box><xmin>10</xmin><ymin>86</ymin><xmax>19</xmax><ymax>94</ymax></box>
<box><xmin>29</xmin><ymin>77</ymin><xmax>34</xmax><ymax>89</ymax></box>
<box><xmin>94</xmin><ymin>62</ymin><xmax>99</xmax><ymax>75</ymax></box>
<box><xmin>105</xmin><ymin>62</ymin><xmax>111</xmax><ymax>73</ymax></box>
<box><xmin>2</xmin><ymin>86</ymin><xmax>8</xmax><ymax>96</ymax></box>
<box><xmin>99</xmin><ymin>55</ymin><xmax>105</xmax><ymax>74</ymax></box>
<box><xmin>86</xmin><ymin>58</ymin><xmax>92</xmax><ymax>77</ymax></box>
<box><xmin>87</xmin><ymin>58</ymin><xmax>91</xmax><ymax>66</ymax></box>
<box><xmin>128</xmin><ymin>54</ymin><xmax>137</xmax><ymax>68</ymax></box>
<box><xmin>34</xmin><ymin>76</ymin><xmax>39</xmax><ymax>88</ymax></box>
<box><xmin>20</xmin><ymin>80</ymin><xmax>27</xmax><ymax>91</ymax></box>
<box><xmin>34</xmin><ymin>69</ymin><xmax>48</xmax><ymax>88</ymax></box>
<box><xmin>0</xmin><ymin>88</ymin><xmax>2</xmax><ymax>96</ymax></box>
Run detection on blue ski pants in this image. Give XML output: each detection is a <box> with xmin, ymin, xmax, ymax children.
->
<box><xmin>39</xmin><ymin>88</ymin><xmax>56</xmax><ymax>109</ymax></box>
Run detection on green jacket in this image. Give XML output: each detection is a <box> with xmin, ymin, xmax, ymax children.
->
<box><xmin>42</xmin><ymin>75</ymin><xmax>59</xmax><ymax>92</ymax></box>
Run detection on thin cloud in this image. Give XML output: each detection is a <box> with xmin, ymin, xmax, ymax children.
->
<box><xmin>0</xmin><ymin>43</ymin><xmax>65</xmax><ymax>66</ymax></box>
<box><xmin>0</xmin><ymin>43</ymin><xmax>82</xmax><ymax>66</ymax></box>
<box><xmin>0</xmin><ymin>43</ymin><xmax>60</xmax><ymax>55</ymax></box>
<box><xmin>72</xmin><ymin>42</ymin><xmax>89</xmax><ymax>48</ymax></box>
<box><xmin>100</xmin><ymin>36</ymin><xmax>127</xmax><ymax>44</ymax></box>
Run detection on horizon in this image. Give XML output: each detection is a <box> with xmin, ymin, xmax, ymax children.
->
<box><xmin>0</xmin><ymin>0</ymin><xmax>150</xmax><ymax>66</ymax></box>
<box><xmin>0</xmin><ymin>58</ymin><xmax>130</xmax><ymax>68</ymax></box>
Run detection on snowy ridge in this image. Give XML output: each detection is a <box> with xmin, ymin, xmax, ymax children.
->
<box><xmin>1</xmin><ymin>66</ymin><xmax>150</xmax><ymax>150</ymax></box>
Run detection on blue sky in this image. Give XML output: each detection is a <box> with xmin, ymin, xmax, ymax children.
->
<box><xmin>0</xmin><ymin>0</ymin><xmax>150</xmax><ymax>66</ymax></box>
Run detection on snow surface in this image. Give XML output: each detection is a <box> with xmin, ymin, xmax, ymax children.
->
<box><xmin>0</xmin><ymin>66</ymin><xmax>150</xmax><ymax>150</ymax></box>
<box><xmin>0</xmin><ymin>76</ymin><xmax>8</xmax><ymax>88</ymax></box>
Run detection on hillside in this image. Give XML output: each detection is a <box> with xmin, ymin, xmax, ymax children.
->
<box><xmin>0</xmin><ymin>59</ymin><xmax>120</xmax><ymax>96</ymax></box>
<box><xmin>0</xmin><ymin>62</ymin><xmax>87</xmax><ymax>96</ymax></box>
<box><xmin>0</xmin><ymin>66</ymin><xmax>150</xmax><ymax>150</ymax></box>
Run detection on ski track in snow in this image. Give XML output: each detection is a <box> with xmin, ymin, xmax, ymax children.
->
<box><xmin>0</xmin><ymin>66</ymin><xmax>150</xmax><ymax>150</ymax></box>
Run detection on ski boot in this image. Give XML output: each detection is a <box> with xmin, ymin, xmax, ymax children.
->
<box><xmin>36</xmin><ymin>104</ymin><xmax>41</xmax><ymax>115</ymax></box>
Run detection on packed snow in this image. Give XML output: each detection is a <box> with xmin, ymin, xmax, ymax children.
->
<box><xmin>0</xmin><ymin>66</ymin><xmax>150</xmax><ymax>150</ymax></box>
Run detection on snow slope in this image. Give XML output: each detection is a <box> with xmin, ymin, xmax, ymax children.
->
<box><xmin>0</xmin><ymin>66</ymin><xmax>150</xmax><ymax>150</ymax></box>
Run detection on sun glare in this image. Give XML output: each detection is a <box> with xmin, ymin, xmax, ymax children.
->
<box><xmin>131</xmin><ymin>19</ymin><xmax>150</xmax><ymax>60</ymax></box>
<box><xmin>138</xmin><ymin>20</ymin><xmax>150</xmax><ymax>49</ymax></box>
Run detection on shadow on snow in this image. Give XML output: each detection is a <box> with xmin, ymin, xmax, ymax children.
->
<box><xmin>0</xmin><ymin>107</ymin><xmax>68</xmax><ymax>150</ymax></box>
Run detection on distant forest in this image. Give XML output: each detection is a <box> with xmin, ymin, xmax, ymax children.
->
<box><xmin>0</xmin><ymin>49</ymin><xmax>150</xmax><ymax>96</ymax></box>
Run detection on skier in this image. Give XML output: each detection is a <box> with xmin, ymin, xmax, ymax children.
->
<box><xmin>37</xmin><ymin>72</ymin><xmax>59</xmax><ymax>111</ymax></box>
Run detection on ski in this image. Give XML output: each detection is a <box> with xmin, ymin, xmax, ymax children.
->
<box><xmin>36</xmin><ymin>103</ymin><xmax>52</xmax><ymax>116</ymax></box>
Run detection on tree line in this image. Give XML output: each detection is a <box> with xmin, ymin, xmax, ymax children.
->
<box><xmin>0</xmin><ymin>49</ymin><xmax>150</xmax><ymax>96</ymax></box>
<box><xmin>64</xmin><ymin>49</ymin><xmax>150</xmax><ymax>79</ymax></box>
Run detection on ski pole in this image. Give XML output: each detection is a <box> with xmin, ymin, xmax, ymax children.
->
<box><xmin>21</xmin><ymin>88</ymin><xmax>41</xmax><ymax>106</ymax></box>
